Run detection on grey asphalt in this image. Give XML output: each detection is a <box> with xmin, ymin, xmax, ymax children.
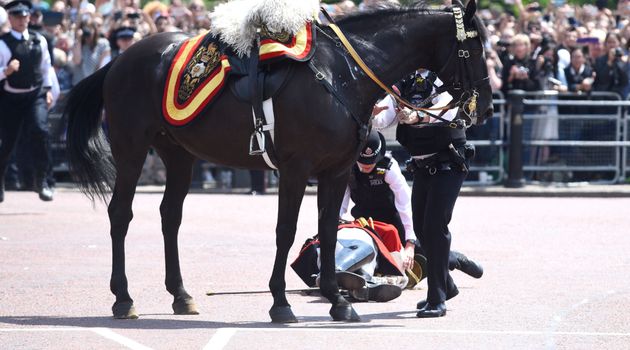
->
<box><xmin>1</xmin><ymin>188</ymin><xmax>630</xmax><ymax>349</ymax></box>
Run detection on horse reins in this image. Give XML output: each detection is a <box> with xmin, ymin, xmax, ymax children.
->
<box><xmin>324</xmin><ymin>6</ymin><xmax>488</xmax><ymax>126</ymax></box>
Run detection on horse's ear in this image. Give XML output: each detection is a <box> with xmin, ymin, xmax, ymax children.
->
<box><xmin>463</xmin><ymin>0</ymin><xmax>477</xmax><ymax>26</ymax></box>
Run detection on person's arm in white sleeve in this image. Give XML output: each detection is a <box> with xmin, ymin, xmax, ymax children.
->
<box><xmin>49</xmin><ymin>68</ymin><xmax>60</xmax><ymax>106</ymax></box>
<box><xmin>384</xmin><ymin>158</ymin><xmax>416</xmax><ymax>270</ymax></box>
<box><xmin>371</xmin><ymin>95</ymin><xmax>398</xmax><ymax>130</ymax></box>
<box><xmin>384</xmin><ymin>158</ymin><xmax>417</xmax><ymax>242</ymax></box>
<box><xmin>339</xmin><ymin>186</ymin><xmax>355</xmax><ymax>221</ymax></box>
<box><xmin>0</xmin><ymin>40</ymin><xmax>11</xmax><ymax>81</ymax></box>
<box><xmin>39</xmin><ymin>35</ymin><xmax>54</xmax><ymax>89</ymax></box>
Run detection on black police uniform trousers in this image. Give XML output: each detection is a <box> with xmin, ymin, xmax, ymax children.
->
<box><xmin>0</xmin><ymin>88</ymin><xmax>50</xmax><ymax>187</ymax></box>
<box><xmin>411</xmin><ymin>160</ymin><xmax>467</xmax><ymax>305</ymax></box>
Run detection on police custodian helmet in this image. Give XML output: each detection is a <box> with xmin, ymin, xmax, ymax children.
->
<box><xmin>358</xmin><ymin>129</ymin><xmax>386</xmax><ymax>165</ymax></box>
<box><xmin>4</xmin><ymin>0</ymin><xmax>32</xmax><ymax>17</ymax></box>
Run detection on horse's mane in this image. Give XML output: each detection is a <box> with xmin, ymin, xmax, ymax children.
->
<box><xmin>335</xmin><ymin>1</ymin><xmax>437</xmax><ymax>24</ymax></box>
<box><xmin>335</xmin><ymin>0</ymin><xmax>488</xmax><ymax>44</ymax></box>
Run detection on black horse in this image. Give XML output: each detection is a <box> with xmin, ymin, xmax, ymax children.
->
<box><xmin>64</xmin><ymin>0</ymin><xmax>493</xmax><ymax>322</ymax></box>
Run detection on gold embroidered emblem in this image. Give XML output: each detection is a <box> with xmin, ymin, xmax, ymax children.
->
<box><xmin>261</xmin><ymin>24</ymin><xmax>291</xmax><ymax>44</ymax></box>
<box><xmin>179</xmin><ymin>42</ymin><xmax>221</xmax><ymax>101</ymax></box>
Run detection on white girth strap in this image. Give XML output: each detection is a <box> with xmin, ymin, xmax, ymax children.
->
<box><xmin>251</xmin><ymin>98</ymin><xmax>277</xmax><ymax>170</ymax></box>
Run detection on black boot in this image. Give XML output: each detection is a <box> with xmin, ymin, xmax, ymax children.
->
<box><xmin>416</xmin><ymin>302</ymin><xmax>446</xmax><ymax>318</ymax></box>
<box><xmin>348</xmin><ymin>281</ymin><xmax>402</xmax><ymax>302</ymax></box>
<box><xmin>336</xmin><ymin>271</ymin><xmax>367</xmax><ymax>291</ymax></box>
<box><xmin>450</xmin><ymin>251</ymin><xmax>483</xmax><ymax>278</ymax></box>
<box><xmin>0</xmin><ymin>181</ymin><xmax>4</xmax><ymax>203</ymax></box>
<box><xmin>36</xmin><ymin>177</ymin><xmax>53</xmax><ymax>202</ymax></box>
<box><xmin>416</xmin><ymin>286</ymin><xmax>459</xmax><ymax>310</ymax></box>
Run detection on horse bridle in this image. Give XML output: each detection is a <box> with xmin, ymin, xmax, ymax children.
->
<box><xmin>433</xmin><ymin>7</ymin><xmax>489</xmax><ymax>124</ymax></box>
<box><xmin>325</xmin><ymin>6</ymin><xmax>489</xmax><ymax>127</ymax></box>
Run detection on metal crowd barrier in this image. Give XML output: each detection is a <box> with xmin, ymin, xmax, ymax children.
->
<box><xmin>45</xmin><ymin>89</ymin><xmax>630</xmax><ymax>187</ymax></box>
<box><xmin>506</xmin><ymin>90</ymin><xmax>630</xmax><ymax>185</ymax></box>
<box><xmin>381</xmin><ymin>92</ymin><xmax>506</xmax><ymax>184</ymax></box>
<box><xmin>464</xmin><ymin>91</ymin><xmax>505</xmax><ymax>185</ymax></box>
<box><xmin>48</xmin><ymin>92</ymin><xmax>70</xmax><ymax>174</ymax></box>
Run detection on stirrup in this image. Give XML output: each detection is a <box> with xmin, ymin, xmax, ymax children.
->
<box><xmin>249</xmin><ymin>129</ymin><xmax>266</xmax><ymax>155</ymax></box>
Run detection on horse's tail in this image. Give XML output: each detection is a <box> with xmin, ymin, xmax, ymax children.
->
<box><xmin>65</xmin><ymin>61</ymin><xmax>116</xmax><ymax>203</ymax></box>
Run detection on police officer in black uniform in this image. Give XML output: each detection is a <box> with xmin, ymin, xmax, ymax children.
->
<box><xmin>0</xmin><ymin>0</ymin><xmax>55</xmax><ymax>203</ymax></box>
<box><xmin>340</xmin><ymin>130</ymin><xmax>416</xmax><ymax>269</ymax></box>
<box><xmin>340</xmin><ymin>129</ymin><xmax>483</xmax><ymax>282</ymax></box>
<box><xmin>373</xmin><ymin>69</ymin><xmax>476</xmax><ymax>318</ymax></box>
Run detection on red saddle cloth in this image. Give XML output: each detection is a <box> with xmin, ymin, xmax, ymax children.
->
<box><xmin>162</xmin><ymin>22</ymin><xmax>315</xmax><ymax>126</ymax></box>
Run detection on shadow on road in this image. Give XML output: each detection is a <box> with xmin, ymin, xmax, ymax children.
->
<box><xmin>0</xmin><ymin>310</ymin><xmax>418</xmax><ymax>330</ymax></box>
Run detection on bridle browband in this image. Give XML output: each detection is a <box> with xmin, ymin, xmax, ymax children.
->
<box><xmin>324</xmin><ymin>6</ymin><xmax>489</xmax><ymax>127</ymax></box>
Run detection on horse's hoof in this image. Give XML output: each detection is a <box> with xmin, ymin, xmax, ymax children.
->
<box><xmin>269</xmin><ymin>306</ymin><xmax>298</xmax><ymax>323</ymax></box>
<box><xmin>173</xmin><ymin>298</ymin><xmax>199</xmax><ymax>315</ymax></box>
<box><xmin>330</xmin><ymin>304</ymin><xmax>361</xmax><ymax>322</ymax></box>
<box><xmin>112</xmin><ymin>301</ymin><xmax>139</xmax><ymax>319</ymax></box>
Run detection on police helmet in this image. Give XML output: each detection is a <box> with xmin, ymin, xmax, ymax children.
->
<box><xmin>358</xmin><ymin>130</ymin><xmax>386</xmax><ymax>165</ymax></box>
<box><xmin>4</xmin><ymin>0</ymin><xmax>32</xmax><ymax>17</ymax></box>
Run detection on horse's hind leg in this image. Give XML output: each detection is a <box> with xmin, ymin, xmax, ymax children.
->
<box><xmin>153</xmin><ymin>140</ymin><xmax>198</xmax><ymax>315</ymax></box>
<box><xmin>317</xmin><ymin>168</ymin><xmax>359</xmax><ymax>321</ymax></box>
<box><xmin>108</xmin><ymin>142</ymin><xmax>150</xmax><ymax>319</ymax></box>
<box><xmin>268</xmin><ymin>164</ymin><xmax>309</xmax><ymax>323</ymax></box>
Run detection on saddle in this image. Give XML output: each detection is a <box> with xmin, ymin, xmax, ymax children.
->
<box><xmin>161</xmin><ymin>22</ymin><xmax>316</xmax><ymax>127</ymax></box>
<box><xmin>226</xmin><ymin>54</ymin><xmax>294</xmax><ymax>103</ymax></box>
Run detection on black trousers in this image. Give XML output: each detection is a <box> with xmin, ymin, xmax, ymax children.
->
<box><xmin>411</xmin><ymin>161</ymin><xmax>467</xmax><ymax>305</ymax></box>
<box><xmin>0</xmin><ymin>89</ymin><xmax>50</xmax><ymax>187</ymax></box>
<box><xmin>249</xmin><ymin>169</ymin><xmax>266</xmax><ymax>193</ymax></box>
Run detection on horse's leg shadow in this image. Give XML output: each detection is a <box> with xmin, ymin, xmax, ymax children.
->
<box><xmin>154</xmin><ymin>140</ymin><xmax>199</xmax><ymax>315</ymax></box>
<box><xmin>268</xmin><ymin>162</ymin><xmax>310</xmax><ymax>323</ymax></box>
<box><xmin>108</xmin><ymin>140</ymin><xmax>151</xmax><ymax>319</ymax></box>
<box><xmin>317</xmin><ymin>169</ymin><xmax>360</xmax><ymax>322</ymax></box>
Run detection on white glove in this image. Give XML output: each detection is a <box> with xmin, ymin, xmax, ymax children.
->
<box><xmin>396</xmin><ymin>107</ymin><xmax>421</xmax><ymax>124</ymax></box>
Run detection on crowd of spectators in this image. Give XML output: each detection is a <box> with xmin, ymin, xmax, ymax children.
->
<box><xmin>326</xmin><ymin>0</ymin><xmax>630</xmax><ymax>181</ymax></box>
<box><xmin>325</xmin><ymin>0</ymin><xmax>630</xmax><ymax>98</ymax></box>
<box><xmin>0</xmin><ymin>0</ymin><xmax>213</xmax><ymax>96</ymax></box>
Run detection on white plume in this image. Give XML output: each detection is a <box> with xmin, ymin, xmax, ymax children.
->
<box><xmin>210</xmin><ymin>0</ymin><xmax>319</xmax><ymax>57</ymax></box>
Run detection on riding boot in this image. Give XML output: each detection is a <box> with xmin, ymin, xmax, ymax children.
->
<box><xmin>349</xmin><ymin>281</ymin><xmax>402</xmax><ymax>302</ymax></box>
<box><xmin>449</xmin><ymin>250</ymin><xmax>483</xmax><ymax>278</ymax></box>
<box><xmin>35</xmin><ymin>174</ymin><xmax>53</xmax><ymax>202</ymax></box>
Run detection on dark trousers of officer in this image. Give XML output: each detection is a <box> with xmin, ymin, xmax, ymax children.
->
<box><xmin>0</xmin><ymin>89</ymin><xmax>50</xmax><ymax>189</ymax></box>
<box><xmin>411</xmin><ymin>161</ymin><xmax>467</xmax><ymax>305</ymax></box>
<box><xmin>249</xmin><ymin>169</ymin><xmax>266</xmax><ymax>193</ymax></box>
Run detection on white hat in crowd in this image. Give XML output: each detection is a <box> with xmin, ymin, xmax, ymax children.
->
<box><xmin>0</xmin><ymin>7</ymin><xmax>7</xmax><ymax>26</ymax></box>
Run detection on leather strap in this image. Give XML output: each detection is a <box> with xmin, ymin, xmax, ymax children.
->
<box><xmin>327</xmin><ymin>23</ymin><xmax>456</xmax><ymax>113</ymax></box>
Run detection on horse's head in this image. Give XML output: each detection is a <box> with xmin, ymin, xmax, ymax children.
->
<box><xmin>435</xmin><ymin>0</ymin><xmax>493</xmax><ymax>125</ymax></box>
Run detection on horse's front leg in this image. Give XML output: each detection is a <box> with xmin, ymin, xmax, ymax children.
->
<box><xmin>156</xmin><ymin>144</ymin><xmax>199</xmax><ymax>315</ymax></box>
<box><xmin>318</xmin><ymin>169</ymin><xmax>360</xmax><ymax>322</ymax></box>
<box><xmin>268</xmin><ymin>165</ymin><xmax>309</xmax><ymax>323</ymax></box>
